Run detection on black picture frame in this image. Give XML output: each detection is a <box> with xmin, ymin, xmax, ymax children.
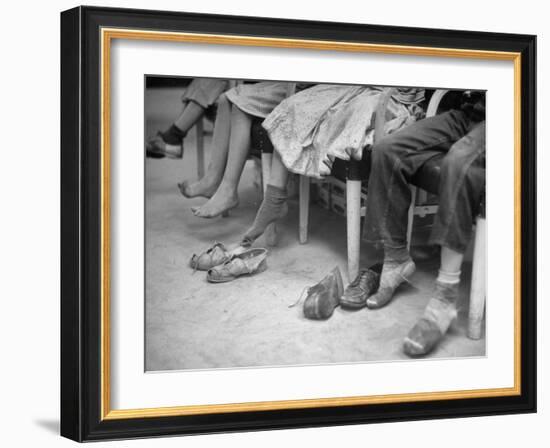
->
<box><xmin>61</xmin><ymin>5</ymin><xmax>536</xmax><ymax>442</ymax></box>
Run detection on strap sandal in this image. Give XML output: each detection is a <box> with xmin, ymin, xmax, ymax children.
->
<box><xmin>189</xmin><ymin>242</ymin><xmax>231</xmax><ymax>271</ymax></box>
<box><xmin>206</xmin><ymin>248</ymin><xmax>268</xmax><ymax>283</ymax></box>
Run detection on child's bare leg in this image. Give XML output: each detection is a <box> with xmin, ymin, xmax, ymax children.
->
<box><xmin>178</xmin><ymin>94</ymin><xmax>231</xmax><ymax>198</ymax></box>
<box><xmin>174</xmin><ymin>101</ymin><xmax>206</xmax><ymax>134</ymax></box>
<box><xmin>241</xmin><ymin>151</ymin><xmax>289</xmax><ymax>245</ymax></box>
<box><xmin>193</xmin><ymin>106</ymin><xmax>252</xmax><ymax>217</ymax></box>
<box><xmin>266</xmin><ymin>151</ymin><xmax>289</xmax><ymax>189</ymax></box>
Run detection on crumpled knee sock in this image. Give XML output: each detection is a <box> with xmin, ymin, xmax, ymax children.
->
<box><xmin>403</xmin><ymin>281</ymin><xmax>459</xmax><ymax>357</ymax></box>
<box><xmin>366</xmin><ymin>245</ymin><xmax>415</xmax><ymax>309</ymax></box>
<box><xmin>241</xmin><ymin>184</ymin><xmax>288</xmax><ymax>246</ymax></box>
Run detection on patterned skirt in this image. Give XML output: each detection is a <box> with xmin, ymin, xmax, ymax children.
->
<box><xmin>262</xmin><ymin>84</ymin><xmax>425</xmax><ymax>178</ymax></box>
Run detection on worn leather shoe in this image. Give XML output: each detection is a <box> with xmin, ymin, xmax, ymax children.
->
<box><xmin>303</xmin><ymin>267</ymin><xmax>344</xmax><ymax>320</ymax></box>
<box><xmin>190</xmin><ymin>242</ymin><xmax>232</xmax><ymax>271</ymax></box>
<box><xmin>340</xmin><ymin>265</ymin><xmax>382</xmax><ymax>309</ymax></box>
<box><xmin>206</xmin><ymin>248</ymin><xmax>268</xmax><ymax>283</ymax></box>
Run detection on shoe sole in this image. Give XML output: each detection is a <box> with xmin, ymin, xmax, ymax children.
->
<box><xmin>206</xmin><ymin>259</ymin><xmax>268</xmax><ymax>283</ymax></box>
<box><xmin>147</xmin><ymin>143</ymin><xmax>182</xmax><ymax>159</ymax></box>
<box><xmin>339</xmin><ymin>298</ymin><xmax>368</xmax><ymax>310</ymax></box>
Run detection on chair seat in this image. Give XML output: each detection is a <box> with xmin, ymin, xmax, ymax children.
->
<box><xmin>251</xmin><ymin>116</ymin><xmax>372</xmax><ymax>179</ymax></box>
<box><xmin>332</xmin><ymin>157</ymin><xmax>370</xmax><ymax>182</ymax></box>
<box><xmin>333</xmin><ymin>150</ymin><xmax>444</xmax><ymax>190</ymax></box>
<box><xmin>251</xmin><ymin>115</ymin><xmax>485</xmax><ymax>219</ymax></box>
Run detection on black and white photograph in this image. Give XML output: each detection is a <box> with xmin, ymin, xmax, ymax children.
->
<box><xmin>1</xmin><ymin>0</ymin><xmax>544</xmax><ymax>443</ymax></box>
<box><xmin>144</xmin><ymin>76</ymin><xmax>487</xmax><ymax>371</ymax></box>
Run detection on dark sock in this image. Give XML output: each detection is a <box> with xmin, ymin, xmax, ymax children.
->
<box><xmin>161</xmin><ymin>124</ymin><xmax>187</xmax><ymax>145</ymax></box>
<box><xmin>242</xmin><ymin>184</ymin><xmax>288</xmax><ymax>246</ymax></box>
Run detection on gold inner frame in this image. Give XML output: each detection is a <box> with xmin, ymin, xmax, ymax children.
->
<box><xmin>100</xmin><ymin>27</ymin><xmax>522</xmax><ymax>420</ymax></box>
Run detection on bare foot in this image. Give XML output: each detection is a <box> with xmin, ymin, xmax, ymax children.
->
<box><xmin>192</xmin><ymin>189</ymin><xmax>239</xmax><ymax>218</ymax></box>
<box><xmin>177</xmin><ymin>176</ymin><xmax>220</xmax><ymax>199</ymax></box>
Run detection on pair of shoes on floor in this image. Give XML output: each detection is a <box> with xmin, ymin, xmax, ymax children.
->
<box><xmin>301</xmin><ymin>264</ymin><xmax>382</xmax><ymax>320</ymax></box>
<box><xmin>340</xmin><ymin>260</ymin><xmax>416</xmax><ymax>310</ymax></box>
<box><xmin>339</xmin><ymin>265</ymin><xmax>382</xmax><ymax>309</ymax></box>
<box><xmin>341</xmin><ymin>263</ymin><xmax>457</xmax><ymax>357</ymax></box>
<box><xmin>190</xmin><ymin>242</ymin><xmax>268</xmax><ymax>283</ymax></box>
<box><xmin>301</xmin><ymin>262</ymin><xmax>456</xmax><ymax>358</ymax></box>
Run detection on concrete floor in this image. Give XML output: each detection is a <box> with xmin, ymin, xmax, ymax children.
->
<box><xmin>145</xmin><ymin>87</ymin><xmax>485</xmax><ymax>372</ymax></box>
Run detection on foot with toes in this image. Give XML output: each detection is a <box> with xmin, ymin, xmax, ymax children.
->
<box><xmin>191</xmin><ymin>188</ymin><xmax>239</xmax><ymax>218</ymax></box>
<box><xmin>178</xmin><ymin>175</ymin><xmax>220</xmax><ymax>199</ymax></box>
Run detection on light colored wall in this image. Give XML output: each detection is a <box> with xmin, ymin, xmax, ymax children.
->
<box><xmin>1</xmin><ymin>1</ymin><xmax>545</xmax><ymax>446</ymax></box>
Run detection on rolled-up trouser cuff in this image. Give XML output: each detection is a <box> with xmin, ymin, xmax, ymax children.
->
<box><xmin>182</xmin><ymin>78</ymin><xmax>229</xmax><ymax>108</ymax></box>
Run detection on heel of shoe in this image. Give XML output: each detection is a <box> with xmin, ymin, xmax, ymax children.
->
<box><xmin>255</xmin><ymin>259</ymin><xmax>268</xmax><ymax>275</ymax></box>
<box><xmin>401</xmin><ymin>260</ymin><xmax>416</xmax><ymax>283</ymax></box>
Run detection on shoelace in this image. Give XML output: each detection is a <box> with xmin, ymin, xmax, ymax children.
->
<box><xmin>288</xmin><ymin>286</ymin><xmax>310</xmax><ymax>308</ymax></box>
<box><xmin>348</xmin><ymin>270</ymin><xmax>372</xmax><ymax>292</ymax></box>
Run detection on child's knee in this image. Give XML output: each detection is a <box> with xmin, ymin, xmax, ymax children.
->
<box><xmin>217</xmin><ymin>92</ymin><xmax>229</xmax><ymax>107</ymax></box>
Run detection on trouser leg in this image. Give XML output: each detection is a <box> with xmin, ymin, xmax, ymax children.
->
<box><xmin>364</xmin><ymin>110</ymin><xmax>471</xmax><ymax>246</ymax></box>
<box><xmin>429</xmin><ymin>121</ymin><xmax>486</xmax><ymax>253</ymax></box>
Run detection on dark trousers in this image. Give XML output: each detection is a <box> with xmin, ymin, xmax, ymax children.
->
<box><xmin>364</xmin><ymin>110</ymin><xmax>485</xmax><ymax>254</ymax></box>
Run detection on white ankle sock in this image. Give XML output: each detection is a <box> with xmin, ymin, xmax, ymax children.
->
<box><xmin>437</xmin><ymin>269</ymin><xmax>461</xmax><ymax>285</ymax></box>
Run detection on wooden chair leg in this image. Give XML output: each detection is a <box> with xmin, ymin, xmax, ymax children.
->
<box><xmin>299</xmin><ymin>176</ymin><xmax>310</xmax><ymax>244</ymax></box>
<box><xmin>195</xmin><ymin>118</ymin><xmax>205</xmax><ymax>179</ymax></box>
<box><xmin>261</xmin><ymin>152</ymin><xmax>278</xmax><ymax>246</ymax></box>
<box><xmin>468</xmin><ymin>216</ymin><xmax>486</xmax><ymax>340</ymax></box>
<box><xmin>406</xmin><ymin>186</ymin><xmax>417</xmax><ymax>251</ymax></box>
<box><xmin>346</xmin><ymin>179</ymin><xmax>362</xmax><ymax>282</ymax></box>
